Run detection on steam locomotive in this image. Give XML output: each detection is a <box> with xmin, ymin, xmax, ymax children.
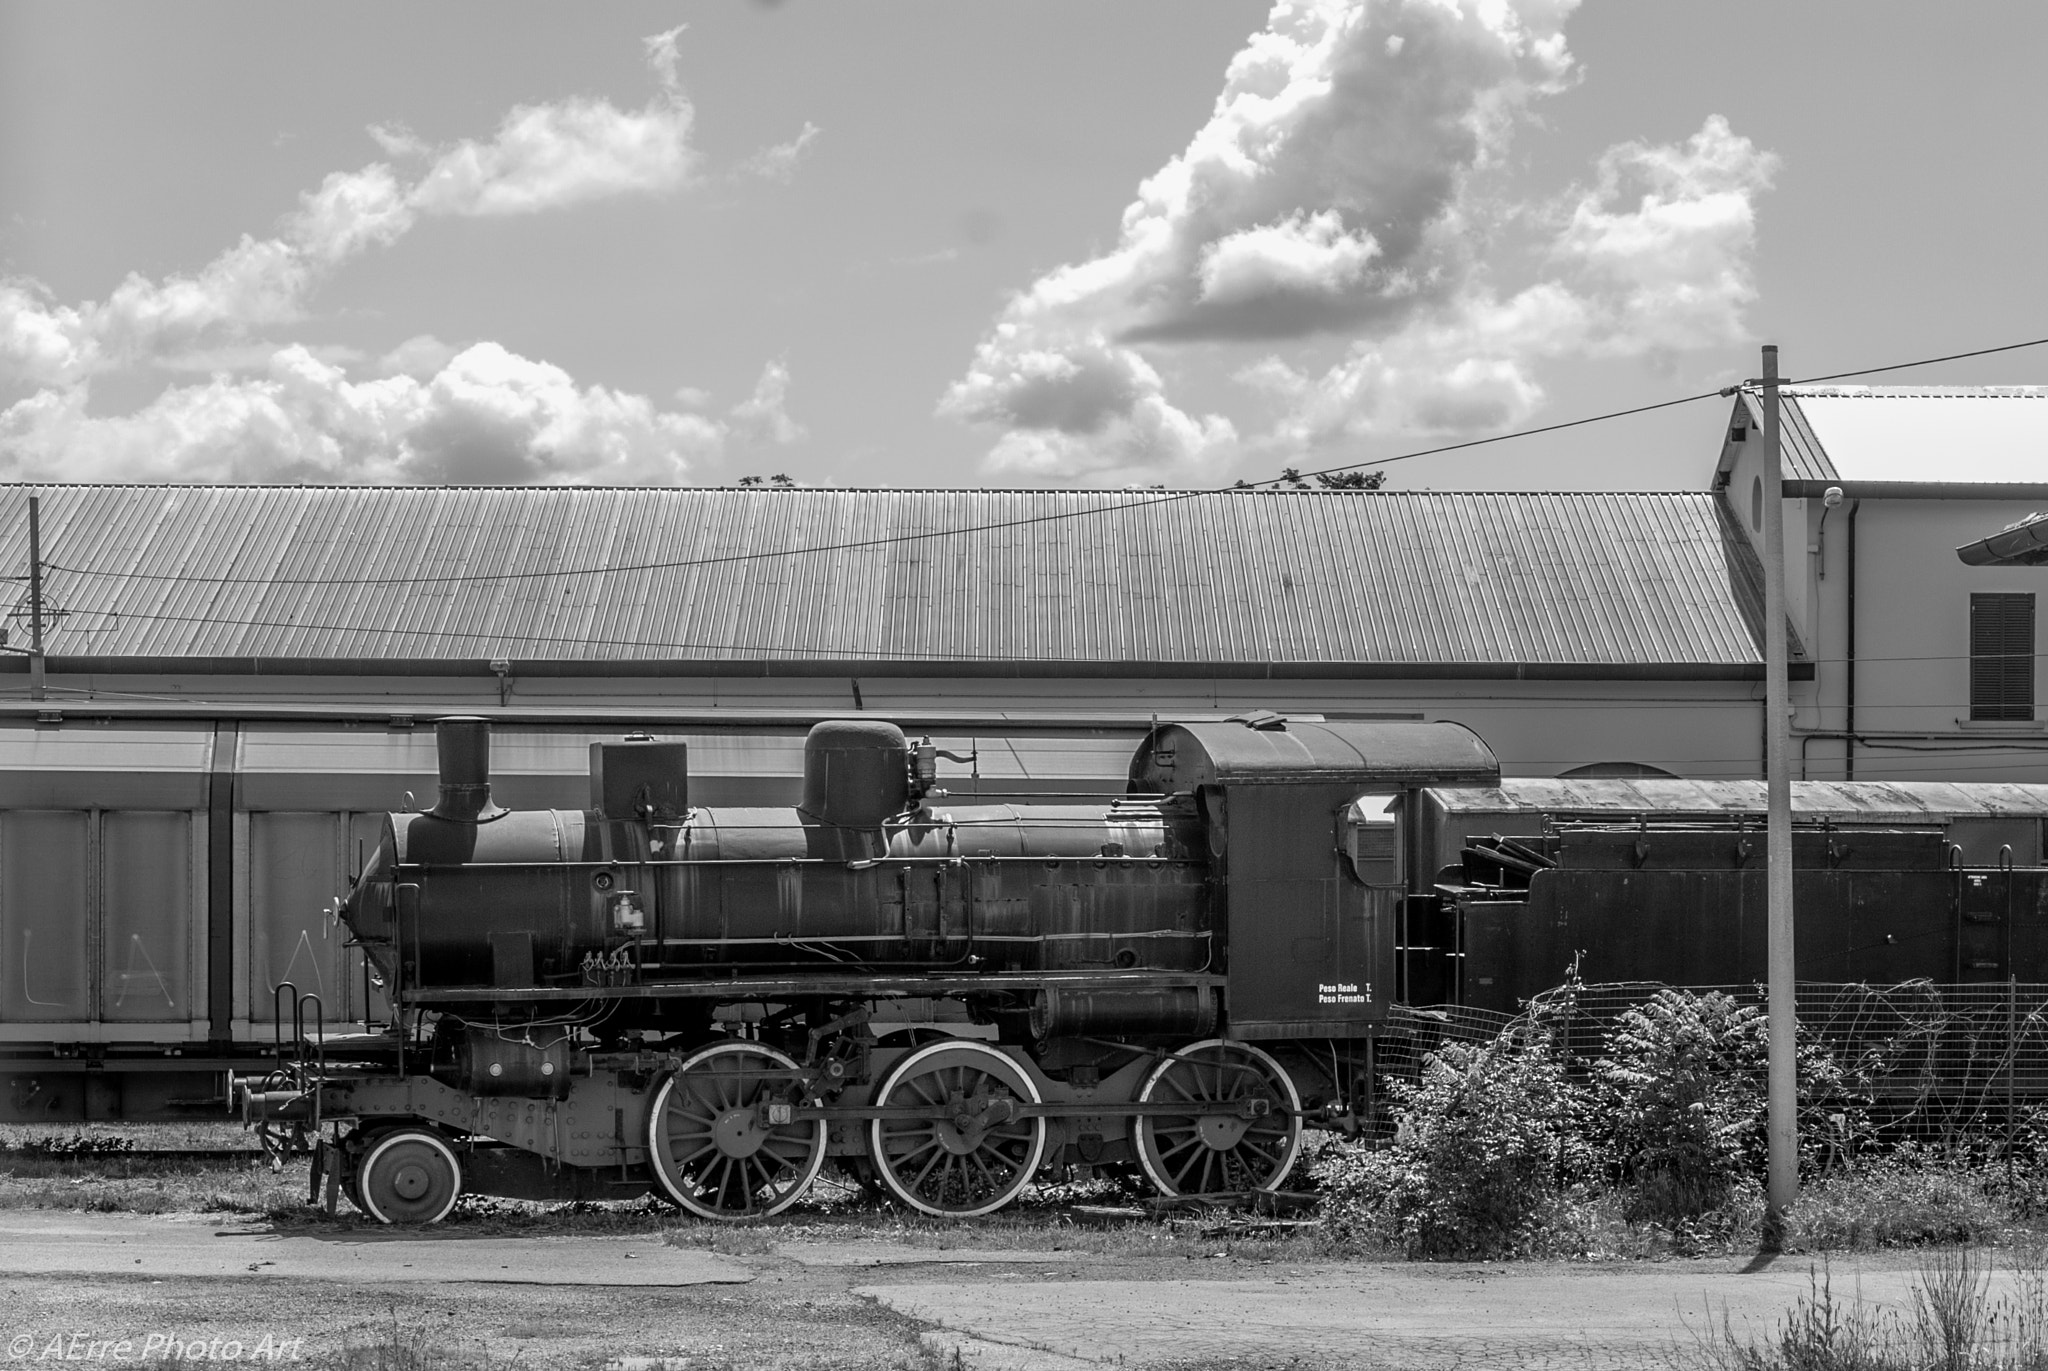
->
<box><xmin>244</xmin><ymin>713</ymin><xmax>2048</xmax><ymax>1223</ymax></box>
<box><xmin>249</xmin><ymin>712</ymin><xmax>1498</xmax><ymax>1222</ymax></box>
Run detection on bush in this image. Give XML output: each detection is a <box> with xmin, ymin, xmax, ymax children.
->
<box><xmin>1322</xmin><ymin>1023</ymin><xmax>1588</xmax><ymax>1259</ymax></box>
<box><xmin>1597</xmin><ymin>990</ymin><xmax>1767</xmax><ymax>1227</ymax></box>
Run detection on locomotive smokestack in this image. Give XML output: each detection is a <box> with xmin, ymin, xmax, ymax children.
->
<box><xmin>431</xmin><ymin>717</ymin><xmax>505</xmax><ymax>822</ymax></box>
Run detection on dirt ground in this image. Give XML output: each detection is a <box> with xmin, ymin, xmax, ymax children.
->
<box><xmin>0</xmin><ymin>1209</ymin><xmax>1981</xmax><ymax>1371</ymax></box>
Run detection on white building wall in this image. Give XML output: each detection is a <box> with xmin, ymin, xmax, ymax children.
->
<box><xmin>35</xmin><ymin>669</ymin><xmax>1768</xmax><ymax>781</ymax></box>
<box><xmin>1823</xmin><ymin>498</ymin><xmax>2048</xmax><ymax>784</ymax></box>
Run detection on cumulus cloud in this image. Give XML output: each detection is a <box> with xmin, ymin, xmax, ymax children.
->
<box><xmin>0</xmin><ymin>29</ymin><xmax>701</xmax><ymax>389</ymax></box>
<box><xmin>944</xmin><ymin>336</ymin><xmax>1236</xmax><ymax>482</ymax></box>
<box><xmin>0</xmin><ymin>236</ymin><xmax>312</xmax><ymax>388</ymax></box>
<box><xmin>941</xmin><ymin>0</ymin><xmax>1777</xmax><ymax>480</ymax></box>
<box><xmin>1271</xmin><ymin>115</ymin><xmax>1775</xmax><ymax>446</ymax></box>
<box><xmin>726</xmin><ymin>359</ymin><xmax>807</xmax><ymax>446</ymax></box>
<box><xmin>0</xmin><ymin>29</ymin><xmax>795</xmax><ymax>489</ymax></box>
<box><xmin>0</xmin><ymin>343</ymin><xmax>725</xmax><ymax>485</ymax></box>
<box><xmin>376</xmin><ymin>334</ymin><xmax>458</xmax><ymax>379</ymax></box>
<box><xmin>404</xmin><ymin>92</ymin><xmax>695</xmax><ymax>218</ymax></box>
<box><xmin>1554</xmin><ymin>114</ymin><xmax>1777</xmax><ymax>358</ymax></box>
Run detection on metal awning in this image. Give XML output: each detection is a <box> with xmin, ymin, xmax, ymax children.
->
<box><xmin>1957</xmin><ymin>511</ymin><xmax>2048</xmax><ymax>566</ymax></box>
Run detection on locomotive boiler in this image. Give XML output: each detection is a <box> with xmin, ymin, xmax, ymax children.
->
<box><xmin>258</xmin><ymin>712</ymin><xmax>1500</xmax><ymax>1223</ymax></box>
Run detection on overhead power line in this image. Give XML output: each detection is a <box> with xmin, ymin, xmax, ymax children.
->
<box><xmin>34</xmin><ymin>333</ymin><xmax>2048</xmax><ymax>593</ymax></box>
<box><xmin>41</xmin><ymin>391</ymin><xmax>1725</xmax><ymax>590</ymax></box>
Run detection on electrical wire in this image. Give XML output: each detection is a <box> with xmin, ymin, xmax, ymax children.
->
<box><xmin>32</xmin><ymin>590</ymin><xmax>2048</xmax><ymax>679</ymax></box>
<box><xmin>38</xmin><ymin>333</ymin><xmax>2048</xmax><ymax>594</ymax></box>
<box><xmin>1786</xmin><ymin>335</ymin><xmax>2048</xmax><ymax>388</ymax></box>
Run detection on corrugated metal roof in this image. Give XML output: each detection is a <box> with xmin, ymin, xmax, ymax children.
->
<box><xmin>1741</xmin><ymin>387</ymin><xmax>2048</xmax><ymax>487</ymax></box>
<box><xmin>1439</xmin><ymin>777</ymin><xmax>2048</xmax><ymax>821</ymax></box>
<box><xmin>0</xmin><ymin>485</ymin><xmax>1771</xmax><ymax>672</ymax></box>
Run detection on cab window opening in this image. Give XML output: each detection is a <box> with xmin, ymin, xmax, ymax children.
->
<box><xmin>1342</xmin><ymin>792</ymin><xmax>1403</xmax><ymax>888</ymax></box>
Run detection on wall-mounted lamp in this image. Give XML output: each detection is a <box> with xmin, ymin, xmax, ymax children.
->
<box><xmin>1813</xmin><ymin>486</ymin><xmax>1845</xmax><ymax>580</ymax></box>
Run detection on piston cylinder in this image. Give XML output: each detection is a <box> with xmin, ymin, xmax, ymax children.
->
<box><xmin>453</xmin><ymin>1032</ymin><xmax>572</xmax><ymax>1100</ymax></box>
<box><xmin>1029</xmin><ymin>986</ymin><xmax>1217</xmax><ymax>1040</ymax></box>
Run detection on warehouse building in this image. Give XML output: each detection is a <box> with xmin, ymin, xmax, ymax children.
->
<box><xmin>0</xmin><ymin>482</ymin><xmax>1784</xmax><ymax>786</ymax></box>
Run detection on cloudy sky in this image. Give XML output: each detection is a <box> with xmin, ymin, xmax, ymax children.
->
<box><xmin>3</xmin><ymin>1</ymin><xmax>2045</xmax><ymax>491</ymax></box>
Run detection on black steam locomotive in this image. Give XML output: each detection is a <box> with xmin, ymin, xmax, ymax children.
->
<box><xmin>245</xmin><ymin>713</ymin><xmax>2048</xmax><ymax>1223</ymax></box>
<box><xmin>249</xmin><ymin>712</ymin><xmax>1496</xmax><ymax>1222</ymax></box>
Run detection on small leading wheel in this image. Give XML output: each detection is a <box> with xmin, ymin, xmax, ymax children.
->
<box><xmin>356</xmin><ymin>1129</ymin><xmax>463</xmax><ymax>1224</ymax></box>
<box><xmin>647</xmin><ymin>1041</ymin><xmax>826</xmax><ymax>1221</ymax></box>
<box><xmin>868</xmin><ymin>1040</ymin><xmax>1047</xmax><ymax>1218</ymax></box>
<box><xmin>1135</xmin><ymin>1040</ymin><xmax>1302</xmax><ymax>1197</ymax></box>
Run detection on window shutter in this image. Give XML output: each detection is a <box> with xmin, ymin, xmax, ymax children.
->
<box><xmin>1970</xmin><ymin>593</ymin><xmax>2036</xmax><ymax>721</ymax></box>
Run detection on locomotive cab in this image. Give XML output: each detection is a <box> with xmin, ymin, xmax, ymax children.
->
<box><xmin>1128</xmin><ymin>715</ymin><xmax>1498</xmax><ymax>1038</ymax></box>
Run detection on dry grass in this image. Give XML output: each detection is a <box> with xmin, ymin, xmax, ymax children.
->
<box><xmin>1</xmin><ymin>1121</ymin><xmax>258</xmax><ymax>1151</ymax></box>
<box><xmin>0</xmin><ymin>1151</ymin><xmax>307</xmax><ymax>1217</ymax></box>
<box><xmin>1678</xmin><ymin>1247</ymin><xmax>2048</xmax><ymax>1371</ymax></box>
<box><xmin>306</xmin><ymin>1307</ymin><xmax>529</xmax><ymax>1371</ymax></box>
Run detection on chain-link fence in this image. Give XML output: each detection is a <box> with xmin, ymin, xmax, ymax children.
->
<box><xmin>1373</xmin><ymin>981</ymin><xmax>2048</xmax><ymax>1155</ymax></box>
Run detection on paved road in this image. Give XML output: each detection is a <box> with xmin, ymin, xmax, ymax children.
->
<box><xmin>0</xmin><ymin>1213</ymin><xmax>751</xmax><ymax>1287</ymax></box>
<box><xmin>873</xmin><ymin>1258</ymin><xmax>1969</xmax><ymax>1370</ymax></box>
<box><xmin>0</xmin><ymin>1215</ymin><xmax>2004</xmax><ymax>1370</ymax></box>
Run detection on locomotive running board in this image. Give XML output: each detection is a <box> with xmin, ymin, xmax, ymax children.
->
<box><xmin>400</xmin><ymin>970</ymin><xmax>1227</xmax><ymax>1003</ymax></box>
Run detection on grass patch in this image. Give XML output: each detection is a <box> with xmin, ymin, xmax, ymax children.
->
<box><xmin>310</xmin><ymin>1308</ymin><xmax>521</xmax><ymax>1371</ymax></box>
<box><xmin>1789</xmin><ymin>1158</ymin><xmax>2015</xmax><ymax>1252</ymax></box>
<box><xmin>1680</xmin><ymin>1247</ymin><xmax>2048</xmax><ymax>1370</ymax></box>
<box><xmin>1</xmin><ymin>1121</ymin><xmax>257</xmax><ymax>1151</ymax></box>
<box><xmin>0</xmin><ymin>1151</ymin><xmax>307</xmax><ymax>1216</ymax></box>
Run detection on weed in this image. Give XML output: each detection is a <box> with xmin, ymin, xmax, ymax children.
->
<box><xmin>317</xmin><ymin>1306</ymin><xmax>520</xmax><ymax>1371</ymax></box>
<box><xmin>1681</xmin><ymin>1248</ymin><xmax>2048</xmax><ymax>1371</ymax></box>
<box><xmin>1791</xmin><ymin>1156</ymin><xmax>2011</xmax><ymax>1252</ymax></box>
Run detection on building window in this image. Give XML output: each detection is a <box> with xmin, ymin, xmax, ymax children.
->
<box><xmin>1970</xmin><ymin>592</ymin><xmax>2036</xmax><ymax>721</ymax></box>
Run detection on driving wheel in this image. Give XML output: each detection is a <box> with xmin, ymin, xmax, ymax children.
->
<box><xmin>356</xmin><ymin>1128</ymin><xmax>463</xmax><ymax>1224</ymax></box>
<box><xmin>647</xmin><ymin>1041</ymin><xmax>826</xmax><ymax>1221</ymax></box>
<box><xmin>1135</xmin><ymin>1040</ymin><xmax>1301</xmax><ymax>1197</ymax></box>
<box><xmin>868</xmin><ymin>1040</ymin><xmax>1046</xmax><ymax>1218</ymax></box>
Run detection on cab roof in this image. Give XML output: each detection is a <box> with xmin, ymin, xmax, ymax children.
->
<box><xmin>1129</xmin><ymin>715</ymin><xmax>1500</xmax><ymax>791</ymax></box>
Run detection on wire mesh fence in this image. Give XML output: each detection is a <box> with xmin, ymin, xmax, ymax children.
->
<box><xmin>1375</xmin><ymin>981</ymin><xmax>2048</xmax><ymax>1155</ymax></box>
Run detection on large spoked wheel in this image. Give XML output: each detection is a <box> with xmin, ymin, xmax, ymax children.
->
<box><xmin>868</xmin><ymin>1040</ymin><xmax>1047</xmax><ymax>1218</ymax></box>
<box><xmin>647</xmin><ymin>1041</ymin><xmax>827</xmax><ymax>1221</ymax></box>
<box><xmin>1135</xmin><ymin>1040</ymin><xmax>1302</xmax><ymax>1197</ymax></box>
<box><xmin>356</xmin><ymin>1129</ymin><xmax>463</xmax><ymax>1224</ymax></box>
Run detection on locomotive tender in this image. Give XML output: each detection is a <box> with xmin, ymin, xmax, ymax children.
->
<box><xmin>1406</xmin><ymin>779</ymin><xmax>2048</xmax><ymax>1014</ymax></box>
<box><xmin>257</xmin><ymin>712</ymin><xmax>1500</xmax><ymax>1222</ymax></box>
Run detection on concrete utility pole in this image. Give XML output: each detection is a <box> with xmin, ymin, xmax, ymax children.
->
<box><xmin>1759</xmin><ymin>345</ymin><xmax>1799</xmax><ymax>1242</ymax></box>
<box><xmin>27</xmin><ymin>494</ymin><xmax>44</xmax><ymax>703</ymax></box>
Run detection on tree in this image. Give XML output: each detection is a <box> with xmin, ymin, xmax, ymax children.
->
<box><xmin>1270</xmin><ymin>467</ymin><xmax>1386</xmax><ymax>490</ymax></box>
